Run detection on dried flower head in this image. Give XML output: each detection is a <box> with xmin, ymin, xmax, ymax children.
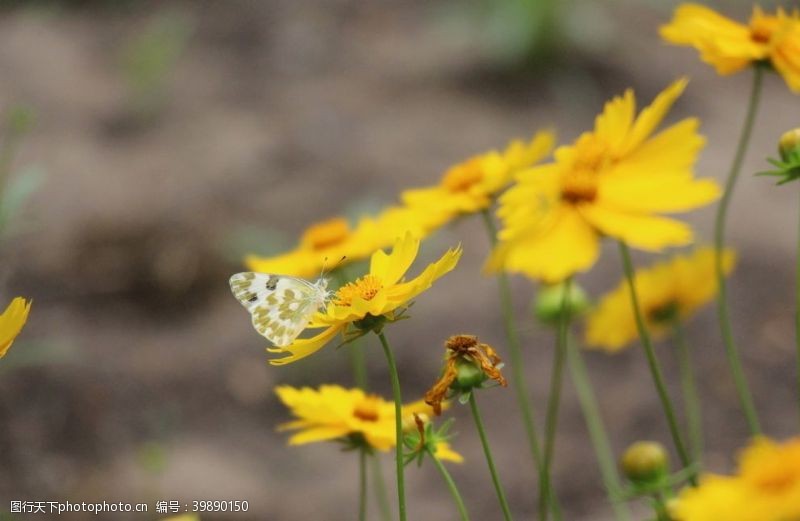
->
<box><xmin>424</xmin><ymin>335</ymin><xmax>507</xmax><ymax>415</ymax></box>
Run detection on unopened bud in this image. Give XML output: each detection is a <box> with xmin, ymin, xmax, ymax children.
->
<box><xmin>621</xmin><ymin>441</ymin><xmax>669</xmax><ymax>484</ymax></box>
<box><xmin>534</xmin><ymin>282</ymin><xmax>590</xmax><ymax>326</ymax></box>
<box><xmin>779</xmin><ymin>128</ymin><xmax>800</xmax><ymax>162</ymax></box>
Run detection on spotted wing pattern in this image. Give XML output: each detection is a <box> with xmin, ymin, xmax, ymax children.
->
<box><xmin>229</xmin><ymin>272</ymin><xmax>325</xmax><ymax>347</ymax></box>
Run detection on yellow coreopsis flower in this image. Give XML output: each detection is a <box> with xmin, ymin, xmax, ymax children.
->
<box><xmin>674</xmin><ymin>436</ymin><xmax>800</xmax><ymax>521</ymax></box>
<box><xmin>275</xmin><ymin>384</ymin><xmax>462</xmax><ymax>462</ymax></box>
<box><xmin>268</xmin><ymin>232</ymin><xmax>462</xmax><ymax>365</ymax></box>
<box><xmin>486</xmin><ymin>79</ymin><xmax>720</xmax><ymax>283</ymax></box>
<box><xmin>0</xmin><ymin>297</ymin><xmax>31</xmax><ymax>359</ymax></box>
<box><xmin>401</xmin><ymin>131</ymin><xmax>555</xmax><ymax>227</ymax></box>
<box><xmin>585</xmin><ymin>247</ymin><xmax>734</xmax><ymax>352</ymax></box>
<box><xmin>661</xmin><ymin>4</ymin><xmax>800</xmax><ymax>92</ymax></box>
<box><xmin>245</xmin><ymin>206</ymin><xmax>442</xmax><ymax>279</ymax></box>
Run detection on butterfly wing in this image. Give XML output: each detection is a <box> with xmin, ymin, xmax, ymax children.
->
<box><xmin>229</xmin><ymin>272</ymin><xmax>325</xmax><ymax>347</ymax></box>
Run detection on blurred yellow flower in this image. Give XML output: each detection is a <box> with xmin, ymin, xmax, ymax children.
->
<box><xmin>275</xmin><ymin>384</ymin><xmax>461</xmax><ymax>462</ymax></box>
<box><xmin>486</xmin><ymin>79</ymin><xmax>720</xmax><ymax>282</ymax></box>
<box><xmin>674</xmin><ymin>436</ymin><xmax>800</xmax><ymax>521</ymax></box>
<box><xmin>268</xmin><ymin>232</ymin><xmax>462</xmax><ymax>365</ymax></box>
<box><xmin>0</xmin><ymin>297</ymin><xmax>31</xmax><ymax>359</ymax></box>
<box><xmin>401</xmin><ymin>131</ymin><xmax>555</xmax><ymax>227</ymax></box>
<box><xmin>585</xmin><ymin>248</ymin><xmax>734</xmax><ymax>352</ymax></box>
<box><xmin>245</xmin><ymin>206</ymin><xmax>445</xmax><ymax>279</ymax></box>
<box><xmin>661</xmin><ymin>4</ymin><xmax>800</xmax><ymax>92</ymax></box>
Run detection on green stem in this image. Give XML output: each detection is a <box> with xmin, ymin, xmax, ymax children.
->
<box><xmin>617</xmin><ymin>241</ymin><xmax>696</xmax><ymax>485</ymax></box>
<box><xmin>652</xmin><ymin>493</ymin><xmax>671</xmax><ymax>521</ymax></box>
<box><xmin>713</xmin><ymin>65</ymin><xmax>764</xmax><ymax>435</ymax></box>
<box><xmin>480</xmin><ymin>209</ymin><xmax>561</xmax><ymax>518</ymax></box>
<box><xmin>566</xmin><ymin>333</ymin><xmax>633</xmax><ymax>521</ymax></box>
<box><xmin>371</xmin><ymin>455</ymin><xmax>393</xmax><ymax>521</ymax></box>
<box><xmin>539</xmin><ymin>278</ymin><xmax>571</xmax><ymax>521</ymax></box>
<box><xmin>796</xmin><ymin>186</ymin><xmax>800</xmax><ymax>427</ymax></box>
<box><xmin>672</xmin><ymin>321</ymin><xmax>703</xmax><ymax>466</ymax></box>
<box><xmin>359</xmin><ymin>449</ymin><xmax>368</xmax><ymax>521</ymax></box>
<box><xmin>469</xmin><ymin>392</ymin><xmax>514</xmax><ymax>521</ymax></box>
<box><xmin>428</xmin><ymin>448</ymin><xmax>470</xmax><ymax>521</ymax></box>
<box><xmin>377</xmin><ymin>331</ymin><xmax>406</xmax><ymax>521</ymax></box>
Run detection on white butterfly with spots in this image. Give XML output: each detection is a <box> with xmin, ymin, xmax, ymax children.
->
<box><xmin>229</xmin><ymin>272</ymin><xmax>331</xmax><ymax>347</ymax></box>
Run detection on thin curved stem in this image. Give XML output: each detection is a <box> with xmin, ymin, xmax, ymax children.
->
<box><xmin>796</xmin><ymin>186</ymin><xmax>800</xmax><ymax>427</ymax></box>
<box><xmin>539</xmin><ymin>279</ymin><xmax>571</xmax><ymax>521</ymax></box>
<box><xmin>359</xmin><ymin>449</ymin><xmax>368</xmax><ymax>521</ymax></box>
<box><xmin>428</xmin><ymin>449</ymin><xmax>470</xmax><ymax>521</ymax></box>
<box><xmin>377</xmin><ymin>331</ymin><xmax>406</xmax><ymax>521</ymax></box>
<box><xmin>673</xmin><ymin>321</ymin><xmax>703</xmax><ymax>466</ymax></box>
<box><xmin>469</xmin><ymin>392</ymin><xmax>513</xmax><ymax>521</ymax></box>
<box><xmin>480</xmin><ymin>209</ymin><xmax>562</xmax><ymax>519</ymax></box>
<box><xmin>713</xmin><ymin>65</ymin><xmax>764</xmax><ymax>435</ymax></box>
<box><xmin>371</xmin><ymin>456</ymin><xmax>393</xmax><ymax>521</ymax></box>
<box><xmin>617</xmin><ymin>241</ymin><xmax>696</xmax><ymax>486</ymax></box>
<box><xmin>566</xmin><ymin>333</ymin><xmax>633</xmax><ymax>521</ymax></box>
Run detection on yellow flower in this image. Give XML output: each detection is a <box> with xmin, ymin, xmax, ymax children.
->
<box><xmin>401</xmin><ymin>131</ymin><xmax>555</xmax><ymax>227</ymax></box>
<box><xmin>275</xmin><ymin>384</ymin><xmax>461</xmax><ymax>463</ymax></box>
<box><xmin>661</xmin><ymin>4</ymin><xmax>800</xmax><ymax>92</ymax></box>
<box><xmin>486</xmin><ymin>79</ymin><xmax>720</xmax><ymax>283</ymax></box>
<box><xmin>245</xmin><ymin>206</ymin><xmax>442</xmax><ymax>279</ymax></box>
<box><xmin>585</xmin><ymin>248</ymin><xmax>734</xmax><ymax>352</ymax></box>
<box><xmin>267</xmin><ymin>232</ymin><xmax>462</xmax><ymax>365</ymax></box>
<box><xmin>674</xmin><ymin>436</ymin><xmax>800</xmax><ymax>521</ymax></box>
<box><xmin>0</xmin><ymin>297</ymin><xmax>31</xmax><ymax>359</ymax></box>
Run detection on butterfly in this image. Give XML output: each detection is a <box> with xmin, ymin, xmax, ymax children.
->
<box><xmin>229</xmin><ymin>272</ymin><xmax>332</xmax><ymax>347</ymax></box>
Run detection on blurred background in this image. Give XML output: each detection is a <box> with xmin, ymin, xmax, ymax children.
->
<box><xmin>0</xmin><ymin>0</ymin><xmax>798</xmax><ymax>519</ymax></box>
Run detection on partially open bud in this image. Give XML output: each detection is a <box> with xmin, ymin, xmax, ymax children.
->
<box><xmin>621</xmin><ymin>441</ymin><xmax>669</xmax><ymax>484</ymax></box>
<box><xmin>534</xmin><ymin>282</ymin><xmax>591</xmax><ymax>326</ymax></box>
<box><xmin>779</xmin><ymin>128</ymin><xmax>800</xmax><ymax>162</ymax></box>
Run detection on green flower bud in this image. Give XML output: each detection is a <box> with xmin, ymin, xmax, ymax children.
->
<box><xmin>533</xmin><ymin>282</ymin><xmax>591</xmax><ymax>326</ymax></box>
<box><xmin>621</xmin><ymin>441</ymin><xmax>669</xmax><ymax>484</ymax></box>
<box><xmin>779</xmin><ymin>128</ymin><xmax>800</xmax><ymax>163</ymax></box>
<box><xmin>452</xmin><ymin>358</ymin><xmax>486</xmax><ymax>391</ymax></box>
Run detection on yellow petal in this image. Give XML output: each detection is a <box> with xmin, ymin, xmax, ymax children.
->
<box><xmin>594</xmin><ymin>89</ymin><xmax>635</xmax><ymax>153</ymax></box>
<box><xmin>598</xmin><ymin>174</ymin><xmax>720</xmax><ymax>214</ymax></box>
<box><xmin>268</xmin><ymin>325</ymin><xmax>344</xmax><ymax>366</ymax></box>
<box><xmin>370</xmin><ymin>232</ymin><xmax>420</xmax><ymax>286</ymax></box>
<box><xmin>0</xmin><ymin>297</ymin><xmax>31</xmax><ymax>358</ymax></box>
<box><xmin>286</xmin><ymin>425</ymin><xmax>352</xmax><ymax>445</ymax></box>
<box><xmin>487</xmin><ymin>207</ymin><xmax>599</xmax><ymax>283</ymax></box>
<box><xmin>383</xmin><ymin>245</ymin><xmax>462</xmax><ymax>310</ymax></box>
<box><xmin>580</xmin><ymin>204</ymin><xmax>693</xmax><ymax>251</ymax></box>
<box><xmin>434</xmin><ymin>442</ymin><xmax>464</xmax><ymax>464</ymax></box>
<box><xmin>617</xmin><ymin>78</ymin><xmax>688</xmax><ymax>156</ymax></box>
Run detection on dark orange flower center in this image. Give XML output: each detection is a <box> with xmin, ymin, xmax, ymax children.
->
<box><xmin>561</xmin><ymin>136</ymin><xmax>605</xmax><ymax>204</ymax></box>
<box><xmin>441</xmin><ymin>158</ymin><xmax>485</xmax><ymax>193</ymax></box>
<box><xmin>301</xmin><ymin>217</ymin><xmax>351</xmax><ymax>251</ymax></box>
<box><xmin>335</xmin><ymin>275</ymin><xmax>383</xmax><ymax>306</ymax></box>
<box><xmin>353</xmin><ymin>396</ymin><xmax>381</xmax><ymax>422</ymax></box>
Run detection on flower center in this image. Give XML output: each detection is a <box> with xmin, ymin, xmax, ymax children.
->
<box><xmin>750</xmin><ymin>16</ymin><xmax>777</xmax><ymax>44</ymax></box>
<box><xmin>560</xmin><ymin>136</ymin><xmax>605</xmax><ymax>204</ymax></box>
<box><xmin>441</xmin><ymin>158</ymin><xmax>484</xmax><ymax>193</ymax></box>
<box><xmin>647</xmin><ymin>301</ymin><xmax>680</xmax><ymax>324</ymax></box>
<box><xmin>353</xmin><ymin>396</ymin><xmax>381</xmax><ymax>422</ymax></box>
<box><xmin>335</xmin><ymin>275</ymin><xmax>383</xmax><ymax>306</ymax></box>
<box><xmin>301</xmin><ymin>217</ymin><xmax>351</xmax><ymax>251</ymax></box>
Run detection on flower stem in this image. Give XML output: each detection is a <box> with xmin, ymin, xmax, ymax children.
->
<box><xmin>377</xmin><ymin>331</ymin><xmax>406</xmax><ymax>521</ymax></box>
<box><xmin>469</xmin><ymin>392</ymin><xmax>514</xmax><ymax>521</ymax></box>
<box><xmin>371</xmin><ymin>455</ymin><xmax>393</xmax><ymax>521</ymax></box>
<box><xmin>796</xmin><ymin>186</ymin><xmax>800</xmax><ymax>428</ymax></box>
<box><xmin>480</xmin><ymin>209</ymin><xmax>561</xmax><ymax>518</ymax></box>
<box><xmin>427</xmin><ymin>448</ymin><xmax>470</xmax><ymax>521</ymax></box>
<box><xmin>359</xmin><ymin>449</ymin><xmax>368</xmax><ymax>521</ymax></box>
<box><xmin>566</xmin><ymin>333</ymin><xmax>633</xmax><ymax>521</ymax></box>
<box><xmin>539</xmin><ymin>278</ymin><xmax>571</xmax><ymax>521</ymax></box>
<box><xmin>713</xmin><ymin>65</ymin><xmax>764</xmax><ymax>435</ymax></box>
<box><xmin>672</xmin><ymin>321</ymin><xmax>703</xmax><ymax>466</ymax></box>
<box><xmin>617</xmin><ymin>241</ymin><xmax>696</xmax><ymax>485</ymax></box>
